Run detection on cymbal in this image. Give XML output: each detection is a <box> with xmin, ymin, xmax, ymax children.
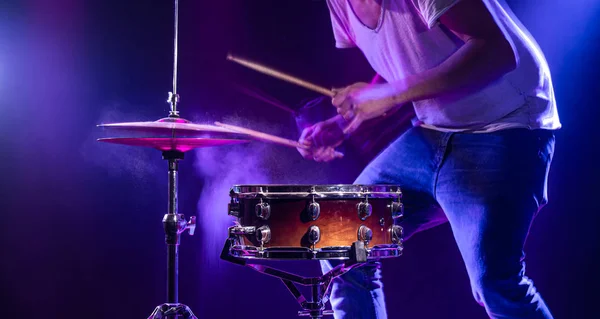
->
<box><xmin>97</xmin><ymin>137</ymin><xmax>249</xmax><ymax>152</ymax></box>
<box><xmin>97</xmin><ymin>117</ymin><xmax>247</xmax><ymax>138</ymax></box>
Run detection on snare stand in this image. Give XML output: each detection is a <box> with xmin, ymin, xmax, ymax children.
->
<box><xmin>221</xmin><ymin>239</ymin><xmax>371</xmax><ymax>319</ymax></box>
<box><xmin>147</xmin><ymin>150</ymin><xmax>198</xmax><ymax>319</ymax></box>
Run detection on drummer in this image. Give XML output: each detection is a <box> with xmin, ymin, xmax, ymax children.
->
<box><xmin>296</xmin><ymin>0</ymin><xmax>559</xmax><ymax>318</ymax></box>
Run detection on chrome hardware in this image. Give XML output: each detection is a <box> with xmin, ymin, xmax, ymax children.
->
<box><xmin>255</xmin><ymin>199</ymin><xmax>271</xmax><ymax>220</ymax></box>
<box><xmin>307</xmin><ymin>198</ymin><xmax>320</xmax><ymax>221</ymax></box>
<box><xmin>357</xmin><ymin>225</ymin><xmax>373</xmax><ymax>243</ymax></box>
<box><xmin>229</xmin><ymin>226</ymin><xmax>256</xmax><ymax>236</ymax></box>
<box><xmin>256</xmin><ymin>225</ymin><xmax>271</xmax><ymax>247</ymax></box>
<box><xmin>390</xmin><ymin>201</ymin><xmax>404</xmax><ymax>219</ymax></box>
<box><xmin>186</xmin><ymin>216</ymin><xmax>196</xmax><ymax>235</ymax></box>
<box><xmin>357</xmin><ymin>199</ymin><xmax>372</xmax><ymax>220</ymax></box>
<box><xmin>230</xmin><ymin>184</ymin><xmax>403</xmax><ymax>199</ymax></box>
<box><xmin>228</xmin><ymin>244</ymin><xmax>402</xmax><ymax>260</ymax></box>
<box><xmin>390</xmin><ymin>225</ymin><xmax>403</xmax><ymax>244</ymax></box>
<box><xmin>228</xmin><ymin>200</ymin><xmax>240</xmax><ymax>217</ymax></box>
<box><xmin>379</xmin><ymin>218</ymin><xmax>385</xmax><ymax>227</ymax></box>
<box><xmin>308</xmin><ymin>225</ymin><xmax>321</xmax><ymax>245</ymax></box>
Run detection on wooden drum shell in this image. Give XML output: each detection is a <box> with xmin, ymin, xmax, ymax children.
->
<box><xmin>238</xmin><ymin>198</ymin><xmax>398</xmax><ymax>248</ymax></box>
<box><xmin>229</xmin><ymin>185</ymin><xmax>403</xmax><ymax>251</ymax></box>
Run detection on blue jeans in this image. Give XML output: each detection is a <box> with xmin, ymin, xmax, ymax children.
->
<box><xmin>320</xmin><ymin>126</ymin><xmax>555</xmax><ymax>318</ymax></box>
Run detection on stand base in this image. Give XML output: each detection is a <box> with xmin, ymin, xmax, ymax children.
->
<box><xmin>221</xmin><ymin>238</ymin><xmax>371</xmax><ymax>318</ymax></box>
<box><xmin>148</xmin><ymin>303</ymin><xmax>197</xmax><ymax>319</ymax></box>
<box><xmin>299</xmin><ymin>310</ymin><xmax>334</xmax><ymax>318</ymax></box>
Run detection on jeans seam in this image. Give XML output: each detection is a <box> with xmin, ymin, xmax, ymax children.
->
<box><xmin>362</xmin><ymin>267</ymin><xmax>379</xmax><ymax>317</ymax></box>
<box><xmin>433</xmin><ymin>132</ymin><xmax>453</xmax><ymax>201</ymax></box>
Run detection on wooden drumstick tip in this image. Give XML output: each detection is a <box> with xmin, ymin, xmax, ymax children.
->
<box><xmin>224</xmin><ymin>53</ymin><xmax>334</xmax><ymax>98</ymax></box>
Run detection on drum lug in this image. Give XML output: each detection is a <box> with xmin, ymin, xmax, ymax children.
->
<box><xmin>229</xmin><ymin>226</ymin><xmax>256</xmax><ymax>236</ymax></box>
<box><xmin>389</xmin><ymin>201</ymin><xmax>404</xmax><ymax>219</ymax></box>
<box><xmin>357</xmin><ymin>225</ymin><xmax>373</xmax><ymax>244</ymax></box>
<box><xmin>307</xmin><ymin>225</ymin><xmax>321</xmax><ymax>246</ymax></box>
<box><xmin>255</xmin><ymin>199</ymin><xmax>271</xmax><ymax>220</ymax></box>
<box><xmin>228</xmin><ymin>199</ymin><xmax>240</xmax><ymax>217</ymax></box>
<box><xmin>307</xmin><ymin>196</ymin><xmax>320</xmax><ymax>221</ymax></box>
<box><xmin>390</xmin><ymin>225</ymin><xmax>404</xmax><ymax>244</ymax></box>
<box><xmin>256</xmin><ymin>225</ymin><xmax>271</xmax><ymax>248</ymax></box>
<box><xmin>357</xmin><ymin>197</ymin><xmax>372</xmax><ymax>221</ymax></box>
<box><xmin>227</xmin><ymin>225</ymin><xmax>254</xmax><ymax>248</ymax></box>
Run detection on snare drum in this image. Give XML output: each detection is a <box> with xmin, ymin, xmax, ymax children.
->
<box><xmin>226</xmin><ymin>184</ymin><xmax>405</xmax><ymax>260</ymax></box>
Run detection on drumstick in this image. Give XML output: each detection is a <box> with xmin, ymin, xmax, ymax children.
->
<box><xmin>215</xmin><ymin>121</ymin><xmax>308</xmax><ymax>149</ymax></box>
<box><xmin>231</xmin><ymin>82</ymin><xmax>297</xmax><ymax>115</ymax></box>
<box><xmin>227</xmin><ymin>53</ymin><xmax>335</xmax><ymax>97</ymax></box>
<box><xmin>214</xmin><ymin>121</ymin><xmax>344</xmax><ymax>158</ymax></box>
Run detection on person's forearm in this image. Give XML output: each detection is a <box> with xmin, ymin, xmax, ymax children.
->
<box><xmin>390</xmin><ymin>37</ymin><xmax>517</xmax><ymax>105</ymax></box>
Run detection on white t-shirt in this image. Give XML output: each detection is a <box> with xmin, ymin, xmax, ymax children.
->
<box><xmin>326</xmin><ymin>0</ymin><xmax>561</xmax><ymax>132</ymax></box>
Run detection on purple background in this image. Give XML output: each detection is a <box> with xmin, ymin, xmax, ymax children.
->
<box><xmin>2</xmin><ymin>0</ymin><xmax>599</xmax><ymax>318</ymax></box>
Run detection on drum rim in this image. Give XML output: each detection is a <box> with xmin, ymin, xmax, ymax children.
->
<box><xmin>229</xmin><ymin>244</ymin><xmax>403</xmax><ymax>260</ymax></box>
<box><xmin>230</xmin><ymin>184</ymin><xmax>402</xmax><ymax>199</ymax></box>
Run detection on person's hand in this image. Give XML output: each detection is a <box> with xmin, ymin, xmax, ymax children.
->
<box><xmin>332</xmin><ymin>82</ymin><xmax>369</xmax><ymax>121</ymax></box>
<box><xmin>332</xmin><ymin>82</ymin><xmax>399</xmax><ymax>135</ymax></box>
<box><xmin>296</xmin><ymin>121</ymin><xmax>344</xmax><ymax>162</ymax></box>
<box><xmin>308</xmin><ymin>117</ymin><xmax>346</xmax><ymax>148</ymax></box>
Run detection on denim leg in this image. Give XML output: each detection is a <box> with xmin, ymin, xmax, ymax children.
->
<box><xmin>435</xmin><ymin>129</ymin><xmax>555</xmax><ymax>318</ymax></box>
<box><xmin>321</xmin><ymin>127</ymin><xmax>448</xmax><ymax>319</ymax></box>
<box><xmin>321</xmin><ymin>261</ymin><xmax>388</xmax><ymax>319</ymax></box>
<box><xmin>355</xmin><ymin>127</ymin><xmax>450</xmax><ymax>240</ymax></box>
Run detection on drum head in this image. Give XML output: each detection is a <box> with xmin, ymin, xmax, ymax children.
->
<box><xmin>230</xmin><ymin>184</ymin><xmax>402</xmax><ymax>199</ymax></box>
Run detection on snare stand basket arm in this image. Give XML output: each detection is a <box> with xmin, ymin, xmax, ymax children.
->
<box><xmin>220</xmin><ymin>237</ymin><xmax>370</xmax><ymax>319</ymax></box>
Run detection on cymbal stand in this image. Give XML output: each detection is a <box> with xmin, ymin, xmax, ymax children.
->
<box><xmin>148</xmin><ymin>150</ymin><xmax>197</xmax><ymax>319</ymax></box>
<box><xmin>147</xmin><ymin>0</ymin><xmax>198</xmax><ymax>318</ymax></box>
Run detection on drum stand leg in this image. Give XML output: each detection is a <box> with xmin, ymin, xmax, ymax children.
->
<box><xmin>221</xmin><ymin>239</ymin><xmax>370</xmax><ymax>318</ymax></box>
<box><xmin>148</xmin><ymin>151</ymin><xmax>197</xmax><ymax>319</ymax></box>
